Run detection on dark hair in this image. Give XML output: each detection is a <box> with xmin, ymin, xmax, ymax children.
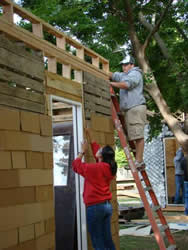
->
<box><xmin>102</xmin><ymin>145</ymin><xmax>117</xmax><ymax>176</ymax></box>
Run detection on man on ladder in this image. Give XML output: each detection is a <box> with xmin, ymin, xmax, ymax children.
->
<box><xmin>109</xmin><ymin>55</ymin><xmax>146</xmax><ymax>168</ymax></box>
<box><xmin>109</xmin><ymin>56</ymin><xmax>177</xmax><ymax>249</ymax></box>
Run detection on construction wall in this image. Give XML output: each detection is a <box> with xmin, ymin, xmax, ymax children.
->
<box><xmin>83</xmin><ymin>72</ymin><xmax>120</xmax><ymax>250</ymax></box>
<box><xmin>0</xmin><ymin>28</ymin><xmax>119</xmax><ymax>250</ymax></box>
<box><xmin>0</xmin><ymin>35</ymin><xmax>55</xmax><ymax>250</ymax></box>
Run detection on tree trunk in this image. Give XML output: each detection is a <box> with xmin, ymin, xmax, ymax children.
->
<box><xmin>138</xmin><ymin>57</ymin><xmax>188</xmax><ymax>154</ymax></box>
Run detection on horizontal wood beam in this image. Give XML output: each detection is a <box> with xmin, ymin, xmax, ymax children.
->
<box><xmin>0</xmin><ymin>18</ymin><xmax>109</xmax><ymax>80</ymax></box>
<box><xmin>0</xmin><ymin>0</ymin><xmax>109</xmax><ymax>69</ymax></box>
<box><xmin>52</xmin><ymin>102</ymin><xmax>72</xmax><ymax>110</ymax></box>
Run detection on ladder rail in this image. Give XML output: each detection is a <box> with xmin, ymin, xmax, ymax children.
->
<box><xmin>110</xmin><ymin>86</ymin><xmax>176</xmax><ymax>248</ymax></box>
<box><xmin>112</xmin><ymin>104</ymin><xmax>167</xmax><ymax>250</ymax></box>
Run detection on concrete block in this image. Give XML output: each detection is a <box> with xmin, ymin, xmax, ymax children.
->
<box><xmin>0</xmin><ymin>187</ymin><xmax>35</xmax><ymax>207</ymax></box>
<box><xmin>26</xmin><ymin>152</ymin><xmax>44</xmax><ymax>169</ymax></box>
<box><xmin>19</xmin><ymin>224</ymin><xmax>35</xmax><ymax>243</ymax></box>
<box><xmin>0</xmin><ymin>169</ymin><xmax>53</xmax><ymax>188</ymax></box>
<box><xmin>0</xmin><ymin>201</ymin><xmax>54</xmax><ymax>231</ymax></box>
<box><xmin>34</xmin><ymin>221</ymin><xmax>45</xmax><ymax>238</ymax></box>
<box><xmin>0</xmin><ymin>229</ymin><xmax>18</xmax><ymax>249</ymax></box>
<box><xmin>20</xmin><ymin>111</ymin><xmax>40</xmax><ymax>134</ymax></box>
<box><xmin>40</xmin><ymin>115</ymin><xmax>52</xmax><ymax>136</ymax></box>
<box><xmin>0</xmin><ymin>131</ymin><xmax>52</xmax><ymax>152</ymax></box>
<box><xmin>0</xmin><ymin>107</ymin><xmax>20</xmax><ymax>131</ymax></box>
<box><xmin>12</xmin><ymin>151</ymin><xmax>26</xmax><ymax>169</ymax></box>
<box><xmin>0</xmin><ymin>151</ymin><xmax>12</xmax><ymax>169</ymax></box>
<box><xmin>35</xmin><ymin>186</ymin><xmax>54</xmax><ymax>202</ymax></box>
<box><xmin>43</xmin><ymin>153</ymin><xmax>53</xmax><ymax>169</ymax></box>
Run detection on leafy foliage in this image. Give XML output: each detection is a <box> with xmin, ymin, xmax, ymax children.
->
<box><xmin>115</xmin><ymin>148</ymin><xmax>128</xmax><ymax>168</ymax></box>
<box><xmin>19</xmin><ymin>0</ymin><xmax>188</xmax><ymax>139</ymax></box>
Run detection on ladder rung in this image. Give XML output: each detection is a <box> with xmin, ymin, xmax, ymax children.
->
<box><xmin>167</xmin><ymin>245</ymin><xmax>177</xmax><ymax>250</ymax></box>
<box><xmin>111</xmin><ymin>92</ymin><xmax>176</xmax><ymax>249</ymax></box>
<box><xmin>144</xmin><ymin>186</ymin><xmax>152</xmax><ymax>192</ymax></box>
<box><xmin>152</xmin><ymin>205</ymin><xmax>161</xmax><ymax>212</ymax></box>
<box><xmin>159</xmin><ymin>224</ymin><xmax>169</xmax><ymax>232</ymax></box>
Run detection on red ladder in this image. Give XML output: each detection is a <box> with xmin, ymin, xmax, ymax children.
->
<box><xmin>111</xmin><ymin>87</ymin><xmax>177</xmax><ymax>250</ymax></box>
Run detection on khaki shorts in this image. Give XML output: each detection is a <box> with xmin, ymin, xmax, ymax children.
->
<box><xmin>124</xmin><ymin>105</ymin><xmax>146</xmax><ymax>141</ymax></box>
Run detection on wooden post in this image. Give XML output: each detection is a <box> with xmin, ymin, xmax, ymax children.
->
<box><xmin>32</xmin><ymin>23</ymin><xmax>43</xmax><ymax>38</ymax></box>
<box><xmin>63</xmin><ymin>64</ymin><xmax>71</xmax><ymax>79</ymax></box>
<box><xmin>103</xmin><ymin>62</ymin><xmax>109</xmax><ymax>73</ymax></box>
<box><xmin>77</xmin><ymin>47</ymin><xmax>84</xmax><ymax>60</ymax></box>
<box><xmin>3</xmin><ymin>4</ymin><xmax>14</xmax><ymax>23</ymax></box>
<box><xmin>56</xmin><ymin>37</ymin><xmax>66</xmax><ymax>50</ymax></box>
<box><xmin>92</xmin><ymin>57</ymin><xmax>99</xmax><ymax>68</ymax></box>
<box><xmin>48</xmin><ymin>57</ymin><xmax>57</xmax><ymax>73</ymax></box>
<box><xmin>75</xmin><ymin>70</ymin><xmax>83</xmax><ymax>83</ymax></box>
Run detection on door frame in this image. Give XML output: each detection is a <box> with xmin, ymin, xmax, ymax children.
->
<box><xmin>50</xmin><ymin>94</ymin><xmax>88</xmax><ymax>250</ymax></box>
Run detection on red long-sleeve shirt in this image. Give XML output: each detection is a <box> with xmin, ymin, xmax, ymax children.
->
<box><xmin>72</xmin><ymin>142</ymin><xmax>114</xmax><ymax>206</ymax></box>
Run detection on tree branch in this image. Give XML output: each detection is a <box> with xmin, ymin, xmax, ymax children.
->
<box><xmin>142</xmin><ymin>0</ymin><xmax>174</xmax><ymax>52</ymax></box>
<box><xmin>124</xmin><ymin>0</ymin><xmax>142</xmax><ymax>57</ymax></box>
<box><xmin>139</xmin><ymin>12</ymin><xmax>170</xmax><ymax>60</ymax></box>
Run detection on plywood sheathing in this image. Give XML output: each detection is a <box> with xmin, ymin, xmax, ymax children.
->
<box><xmin>0</xmin><ymin>106</ymin><xmax>55</xmax><ymax>249</ymax></box>
<box><xmin>164</xmin><ymin>138</ymin><xmax>180</xmax><ymax>201</ymax></box>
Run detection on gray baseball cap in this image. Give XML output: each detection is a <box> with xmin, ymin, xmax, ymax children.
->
<box><xmin>120</xmin><ymin>55</ymin><xmax>135</xmax><ymax>65</ymax></box>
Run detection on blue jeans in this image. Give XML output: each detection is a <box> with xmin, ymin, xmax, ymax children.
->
<box><xmin>86</xmin><ymin>201</ymin><xmax>116</xmax><ymax>250</ymax></box>
<box><xmin>174</xmin><ymin>175</ymin><xmax>184</xmax><ymax>204</ymax></box>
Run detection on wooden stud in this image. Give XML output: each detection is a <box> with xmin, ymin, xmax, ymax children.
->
<box><xmin>102</xmin><ymin>62</ymin><xmax>109</xmax><ymax>73</ymax></box>
<box><xmin>62</xmin><ymin>64</ymin><xmax>71</xmax><ymax>79</ymax></box>
<box><xmin>74</xmin><ymin>70</ymin><xmax>83</xmax><ymax>83</ymax></box>
<box><xmin>32</xmin><ymin>23</ymin><xmax>43</xmax><ymax>38</ymax></box>
<box><xmin>0</xmin><ymin>13</ymin><xmax>109</xmax><ymax>80</ymax></box>
<box><xmin>3</xmin><ymin>4</ymin><xmax>14</xmax><ymax>23</ymax></box>
<box><xmin>56</xmin><ymin>37</ymin><xmax>66</xmax><ymax>50</ymax></box>
<box><xmin>92</xmin><ymin>57</ymin><xmax>99</xmax><ymax>68</ymax></box>
<box><xmin>48</xmin><ymin>57</ymin><xmax>57</xmax><ymax>74</ymax></box>
<box><xmin>77</xmin><ymin>47</ymin><xmax>84</xmax><ymax>60</ymax></box>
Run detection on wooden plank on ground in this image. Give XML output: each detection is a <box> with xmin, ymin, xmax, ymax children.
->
<box><xmin>132</xmin><ymin>215</ymin><xmax>188</xmax><ymax>223</ymax></box>
<box><xmin>0</xmin><ymin>81</ymin><xmax>45</xmax><ymax>104</ymax></box>
<box><xmin>0</xmin><ymin>93</ymin><xmax>45</xmax><ymax>113</ymax></box>
<box><xmin>0</xmin><ymin>67</ymin><xmax>44</xmax><ymax>93</ymax></box>
<box><xmin>162</xmin><ymin>206</ymin><xmax>184</xmax><ymax>212</ymax></box>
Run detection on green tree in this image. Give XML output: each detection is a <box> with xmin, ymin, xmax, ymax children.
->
<box><xmin>19</xmin><ymin>0</ymin><xmax>188</xmax><ymax>154</ymax></box>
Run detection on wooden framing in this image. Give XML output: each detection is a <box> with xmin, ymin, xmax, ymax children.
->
<box><xmin>0</xmin><ymin>2</ymin><xmax>120</xmax><ymax>249</ymax></box>
<box><xmin>0</xmin><ymin>0</ymin><xmax>109</xmax><ymax>81</ymax></box>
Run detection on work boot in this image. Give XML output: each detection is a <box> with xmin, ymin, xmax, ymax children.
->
<box><xmin>184</xmin><ymin>181</ymin><xmax>188</xmax><ymax>215</ymax></box>
<box><xmin>135</xmin><ymin>161</ymin><xmax>146</xmax><ymax>171</ymax></box>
